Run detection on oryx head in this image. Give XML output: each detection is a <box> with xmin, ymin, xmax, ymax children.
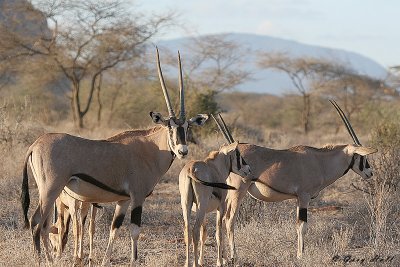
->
<box><xmin>330</xmin><ymin>100</ymin><xmax>377</xmax><ymax>179</ymax></box>
<box><xmin>212</xmin><ymin>114</ymin><xmax>253</xmax><ymax>181</ymax></box>
<box><xmin>150</xmin><ymin>48</ymin><xmax>208</xmax><ymax>159</ymax></box>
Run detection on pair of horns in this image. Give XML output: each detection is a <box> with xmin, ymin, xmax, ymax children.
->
<box><xmin>211</xmin><ymin>113</ymin><xmax>235</xmax><ymax>144</ymax></box>
<box><xmin>329</xmin><ymin>99</ymin><xmax>362</xmax><ymax>146</ymax></box>
<box><xmin>156</xmin><ymin>47</ymin><xmax>185</xmax><ymax>121</ymax></box>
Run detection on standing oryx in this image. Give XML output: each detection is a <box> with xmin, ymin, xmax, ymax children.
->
<box><xmin>21</xmin><ymin>48</ymin><xmax>210</xmax><ymax>266</ymax></box>
<box><xmin>179</xmin><ymin>114</ymin><xmax>254</xmax><ymax>267</ymax></box>
<box><xmin>222</xmin><ymin>100</ymin><xmax>378</xmax><ymax>261</ymax></box>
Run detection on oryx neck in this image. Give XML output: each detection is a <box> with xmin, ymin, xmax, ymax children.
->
<box><xmin>205</xmin><ymin>151</ymin><xmax>231</xmax><ymax>179</ymax></box>
<box><xmin>106</xmin><ymin>126</ymin><xmax>165</xmax><ymax>142</ymax></box>
<box><xmin>318</xmin><ymin>146</ymin><xmax>355</xmax><ymax>190</ymax></box>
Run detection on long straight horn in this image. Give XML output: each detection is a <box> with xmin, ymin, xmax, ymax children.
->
<box><xmin>156</xmin><ymin>47</ymin><xmax>175</xmax><ymax>118</ymax></box>
<box><xmin>329</xmin><ymin>99</ymin><xmax>362</xmax><ymax>146</ymax></box>
<box><xmin>178</xmin><ymin>51</ymin><xmax>185</xmax><ymax>121</ymax></box>
<box><xmin>218</xmin><ymin>113</ymin><xmax>235</xmax><ymax>143</ymax></box>
<box><xmin>211</xmin><ymin>114</ymin><xmax>231</xmax><ymax>143</ymax></box>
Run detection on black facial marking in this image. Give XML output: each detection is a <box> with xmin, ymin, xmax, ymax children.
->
<box><xmin>342</xmin><ymin>155</ymin><xmax>356</xmax><ymax>176</ymax></box>
<box><xmin>298</xmin><ymin>208</ymin><xmax>307</xmax><ymax>223</ymax></box>
<box><xmin>112</xmin><ymin>214</ymin><xmax>125</xmax><ymax>230</ymax></box>
<box><xmin>131</xmin><ymin>206</ymin><xmax>143</xmax><ymax>227</ymax></box>
<box><xmin>365</xmin><ymin>159</ymin><xmax>370</xmax><ymax>169</ymax></box>
<box><xmin>72</xmin><ymin>173</ymin><xmax>129</xmax><ymax>197</ymax></box>
<box><xmin>176</xmin><ymin>126</ymin><xmax>186</xmax><ymax>145</ymax></box>
<box><xmin>235</xmin><ymin>149</ymin><xmax>241</xmax><ymax>169</ymax></box>
<box><xmin>359</xmin><ymin>156</ymin><xmax>365</xmax><ymax>171</ymax></box>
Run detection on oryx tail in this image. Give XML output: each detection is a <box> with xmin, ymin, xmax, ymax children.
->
<box><xmin>21</xmin><ymin>148</ymin><xmax>32</xmax><ymax>228</ymax></box>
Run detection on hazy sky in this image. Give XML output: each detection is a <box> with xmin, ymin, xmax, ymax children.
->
<box><xmin>138</xmin><ymin>0</ymin><xmax>398</xmax><ymax>68</ymax></box>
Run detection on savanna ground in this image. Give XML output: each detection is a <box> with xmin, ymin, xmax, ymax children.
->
<box><xmin>1</xmin><ymin>101</ymin><xmax>399</xmax><ymax>267</ymax></box>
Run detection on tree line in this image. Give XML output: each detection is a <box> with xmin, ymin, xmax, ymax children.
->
<box><xmin>0</xmin><ymin>0</ymin><xmax>398</xmax><ymax>133</ymax></box>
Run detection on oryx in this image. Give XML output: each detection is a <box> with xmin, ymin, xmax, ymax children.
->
<box><xmin>21</xmin><ymin>48</ymin><xmax>210</xmax><ymax>266</ymax></box>
<box><xmin>49</xmin><ymin>191</ymin><xmax>98</xmax><ymax>266</ymax></box>
<box><xmin>222</xmin><ymin>100</ymin><xmax>378</xmax><ymax>261</ymax></box>
<box><xmin>179</xmin><ymin>114</ymin><xmax>253</xmax><ymax>267</ymax></box>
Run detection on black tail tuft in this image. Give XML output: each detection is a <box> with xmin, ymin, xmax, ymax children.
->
<box><xmin>21</xmin><ymin>151</ymin><xmax>31</xmax><ymax>229</ymax></box>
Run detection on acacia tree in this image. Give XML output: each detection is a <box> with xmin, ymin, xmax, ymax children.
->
<box><xmin>2</xmin><ymin>0</ymin><xmax>173</xmax><ymax>128</ymax></box>
<box><xmin>186</xmin><ymin>35</ymin><xmax>251</xmax><ymax>94</ymax></box>
<box><xmin>170</xmin><ymin>35</ymin><xmax>251</xmax><ymax>118</ymax></box>
<box><xmin>258</xmin><ymin>53</ymin><xmax>338</xmax><ymax>134</ymax></box>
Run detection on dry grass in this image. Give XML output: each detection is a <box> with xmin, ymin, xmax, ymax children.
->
<box><xmin>1</xmin><ymin>104</ymin><xmax>399</xmax><ymax>266</ymax></box>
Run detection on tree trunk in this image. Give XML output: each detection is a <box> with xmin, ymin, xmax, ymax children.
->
<box><xmin>96</xmin><ymin>74</ymin><xmax>103</xmax><ymax>125</ymax></box>
<box><xmin>72</xmin><ymin>82</ymin><xmax>84</xmax><ymax>129</ymax></box>
<box><xmin>302</xmin><ymin>93</ymin><xmax>311</xmax><ymax>134</ymax></box>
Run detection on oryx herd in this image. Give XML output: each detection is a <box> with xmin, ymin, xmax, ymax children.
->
<box><xmin>21</xmin><ymin>49</ymin><xmax>378</xmax><ymax>266</ymax></box>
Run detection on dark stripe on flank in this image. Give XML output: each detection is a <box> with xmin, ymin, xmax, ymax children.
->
<box><xmin>131</xmin><ymin>206</ymin><xmax>143</xmax><ymax>227</ymax></box>
<box><xmin>189</xmin><ymin>175</ymin><xmax>236</xmax><ymax>190</ymax></box>
<box><xmin>298</xmin><ymin>208</ymin><xmax>307</xmax><ymax>223</ymax></box>
<box><xmin>72</xmin><ymin>173</ymin><xmax>129</xmax><ymax>197</ymax></box>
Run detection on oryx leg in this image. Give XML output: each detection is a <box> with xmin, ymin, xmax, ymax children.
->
<box><xmin>296</xmin><ymin>195</ymin><xmax>310</xmax><ymax>259</ymax></box>
<box><xmin>224</xmin><ymin>183</ymin><xmax>248</xmax><ymax>263</ymax></box>
<box><xmin>225</xmin><ymin>201</ymin><xmax>238</xmax><ymax>263</ymax></box>
<box><xmin>77</xmin><ymin>202</ymin><xmax>91</xmax><ymax>263</ymax></box>
<box><xmin>49</xmin><ymin>198</ymin><xmax>63</xmax><ymax>258</ymax></box>
<box><xmin>192</xmin><ymin>205</ymin><xmax>207</xmax><ymax>267</ymax></box>
<box><xmin>180</xmin><ymin>183</ymin><xmax>194</xmax><ymax>267</ymax></box>
<box><xmin>41</xmin><ymin>216</ymin><xmax>54</xmax><ymax>264</ymax></box>
<box><xmin>198</xmin><ymin>223</ymin><xmax>207</xmax><ymax>267</ymax></box>
<box><xmin>30</xmin><ymin>189</ymin><xmax>62</xmax><ymax>264</ymax></box>
<box><xmin>88</xmin><ymin>205</ymin><xmax>97</xmax><ymax>267</ymax></box>
<box><xmin>68</xmin><ymin>198</ymin><xmax>84</xmax><ymax>266</ymax></box>
<box><xmin>129</xmin><ymin>205</ymin><xmax>143</xmax><ymax>267</ymax></box>
<box><xmin>101</xmin><ymin>200</ymin><xmax>130</xmax><ymax>266</ymax></box>
<box><xmin>216</xmin><ymin>207</ymin><xmax>226</xmax><ymax>267</ymax></box>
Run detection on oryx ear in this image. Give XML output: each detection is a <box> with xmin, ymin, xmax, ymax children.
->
<box><xmin>150</xmin><ymin>112</ymin><xmax>167</xmax><ymax>125</ymax></box>
<box><xmin>348</xmin><ymin>145</ymin><xmax>378</xmax><ymax>156</ymax></box>
<box><xmin>188</xmin><ymin>114</ymin><xmax>209</xmax><ymax>126</ymax></box>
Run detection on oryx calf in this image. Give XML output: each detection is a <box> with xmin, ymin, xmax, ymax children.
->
<box><xmin>179</xmin><ymin>114</ymin><xmax>253</xmax><ymax>267</ymax></box>
<box><xmin>223</xmin><ymin>100</ymin><xmax>378</xmax><ymax>260</ymax></box>
<box><xmin>49</xmin><ymin>190</ymin><xmax>98</xmax><ymax>266</ymax></box>
<box><xmin>21</xmin><ymin>48</ymin><xmax>209</xmax><ymax>266</ymax></box>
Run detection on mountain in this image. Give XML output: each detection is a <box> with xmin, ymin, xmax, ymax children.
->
<box><xmin>158</xmin><ymin>33</ymin><xmax>387</xmax><ymax>95</ymax></box>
